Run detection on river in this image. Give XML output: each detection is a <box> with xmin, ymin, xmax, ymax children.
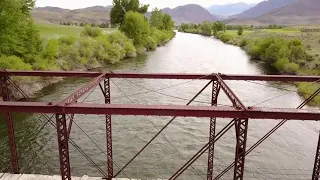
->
<box><xmin>0</xmin><ymin>32</ymin><xmax>319</xmax><ymax>179</ymax></box>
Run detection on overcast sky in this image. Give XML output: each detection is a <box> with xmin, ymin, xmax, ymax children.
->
<box><xmin>36</xmin><ymin>0</ymin><xmax>264</xmax><ymax>9</ymax></box>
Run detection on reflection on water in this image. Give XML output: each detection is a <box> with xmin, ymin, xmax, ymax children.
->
<box><xmin>1</xmin><ymin>32</ymin><xmax>319</xmax><ymax>179</ymax></box>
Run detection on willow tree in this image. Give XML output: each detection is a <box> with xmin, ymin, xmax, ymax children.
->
<box><xmin>0</xmin><ymin>0</ymin><xmax>41</xmax><ymax>58</ymax></box>
<box><xmin>110</xmin><ymin>0</ymin><xmax>149</xmax><ymax>26</ymax></box>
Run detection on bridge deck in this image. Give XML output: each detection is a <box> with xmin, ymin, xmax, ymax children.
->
<box><xmin>0</xmin><ymin>173</ymin><xmax>103</xmax><ymax>180</ymax></box>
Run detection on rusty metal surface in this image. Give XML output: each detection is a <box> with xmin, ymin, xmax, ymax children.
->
<box><xmin>312</xmin><ymin>131</ymin><xmax>320</xmax><ymax>180</ymax></box>
<box><xmin>207</xmin><ymin>81</ymin><xmax>220</xmax><ymax>180</ymax></box>
<box><xmin>57</xmin><ymin>73</ymin><xmax>106</xmax><ymax>106</ymax></box>
<box><xmin>56</xmin><ymin>114</ymin><xmax>71</xmax><ymax>180</ymax></box>
<box><xmin>104</xmin><ymin>78</ymin><xmax>113</xmax><ymax>179</ymax></box>
<box><xmin>233</xmin><ymin>118</ymin><xmax>249</xmax><ymax>180</ymax></box>
<box><xmin>0</xmin><ymin>76</ymin><xmax>19</xmax><ymax>173</ymax></box>
<box><xmin>0</xmin><ymin>101</ymin><xmax>320</xmax><ymax>120</ymax></box>
<box><xmin>1</xmin><ymin>70</ymin><xmax>320</xmax><ymax>82</ymax></box>
<box><xmin>215</xmin><ymin>74</ymin><xmax>246</xmax><ymax>110</ymax></box>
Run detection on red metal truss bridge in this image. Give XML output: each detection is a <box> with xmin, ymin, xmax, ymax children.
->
<box><xmin>0</xmin><ymin>70</ymin><xmax>320</xmax><ymax>180</ymax></box>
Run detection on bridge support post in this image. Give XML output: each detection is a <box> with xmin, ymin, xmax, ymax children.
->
<box><xmin>56</xmin><ymin>114</ymin><xmax>71</xmax><ymax>180</ymax></box>
<box><xmin>207</xmin><ymin>81</ymin><xmax>220</xmax><ymax>180</ymax></box>
<box><xmin>0</xmin><ymin>76</ymin><xmax>19</xmax><ymax>173</ymax></box>
<box><xmin>104</xmin><ymin>78</ymin><xmax>113</xmax><ymax>179</ymax></box>
<box><xmin>312</xmin><ymin>131</ymin><xmax>320</xmax><ymax>180</ymax></box>
<box><xmin>233</xmin><ymin>118</ymin><xmax>249</xmax><ymax>180</ymax></box>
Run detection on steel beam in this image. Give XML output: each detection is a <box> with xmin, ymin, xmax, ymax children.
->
<box><xmin>313</xmin><ymin>131</ymin><xmax>320</xmax><ymax>180</ymax></box>
<box><xmin>0</xmin><ymin>76</ymin><xmax>19</xmax><ymax>173</ymax></box>
<box><xmin>234</xmin><ymin>118</ymin><xmax>249</xmax><ymax>180</ymax></box>
<box><xmin>56</xmin><ymin>114</ymin><xmax>71</xmax><ymax>180</ymax></box>
<box><xmin>215</xmin><ymin>74</ymin><xmax>246</xmax><ymax>110</ymax></box>
<box><xmin>207</xmin><ymin>81</ymin><xmax>220</xmax><ymax>180</ymax></box>
<box><xmin>1</xmin><ymin>102</ymin><xmax>320</xmax><ymax>120</ymax></box>
<box><xmin>1</xmin><ymin>70</ymin><xmax>319</xmax><ymax>82</ymax></box>
<box><xmin>104</xmin><ymin>78</ymin><xmax>113</xmax><ymax>179</ymax></box>
<box><xmin>67</xmin><ymin>114</ymin><xmax>74</xmax><ymax>140</ymax></box>
<box><xmin>57</xmin><ymin>73</ymin><xmax>106</xmax><ymax>106</ymax></box>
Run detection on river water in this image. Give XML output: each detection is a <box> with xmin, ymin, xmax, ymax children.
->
<box><xmin>1</xmin><ymin>32</ymin><xmax>320</xmax><ymax>179</ymax></box>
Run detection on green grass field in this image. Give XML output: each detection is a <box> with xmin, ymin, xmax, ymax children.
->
<box><xmin>225</xmin><ymin>30</ymin><xmax>254</xmax><ymax>36</ymax></box>
<box><xmin>37</xmin><ymin>23</ymin><xmax>116</xmax><ymax>39</ymax></box>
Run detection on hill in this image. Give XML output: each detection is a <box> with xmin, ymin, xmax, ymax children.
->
<box><xmin>231</xmin><ymin>0</ymin><xmax>295</xmax><ymax>19</ymax></box>
<box><xmin>162</xmin><ymin>4</ymin><xmax>217</xmax><ymax>24</ymax></box>
<box><xmin>207</xmin><ymin>2</ymin><xmax>257</xmax><ymax>17</ymax></box>
<box><xmin>229</xmin><ymin>0</ymin><xmax>320</xmax><ymax>25</ymax></box>
<box><xmin>32</xmin><ymin>6</ymin><xmax>112</xmax><ymax>24</ymax></box>
<box><xmin>256</xmin><ymin>0</ymin><xmax>320</xmax><ymax>24</ymax></box>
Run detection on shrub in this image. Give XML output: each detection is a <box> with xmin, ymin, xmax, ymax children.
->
<box><xmin>43</xmin><ymin>39</ymin><xmax>59</xmax><ymax>60</ymax></box>
<box><xmin>107</xmin><ymin>30</ymin><xmax>136</xmax><ymax>57</ymax></box>
<box><xmin>95</xmin><ymin>35</ymin><xmax>121</xmax><ymax>64</ymax></box>
<box><xmin>144</xmin><ymin>36</ymin><xmax>157</xmax><ymax>51</ymax></box>
<box><xmin>284</xmin><ymin>62</ymin><xmax>299</xmax><ymax>74</ymax></box>
<box><xmin>239</xmin><ymin>39</ymin><xmax>248</xmax><ymax>47</ymax></box>
<box><xmin>0</xmin><ymin>55</ymin><xmax>32</xmax><ymax>70</ymax></box>
<box><xmin>217</xmin><ymin>32</ymin><xmax>233</xmax><ymax>43</ymax></box>
<box><xmin>274</xmin><ymin>57</ymin><xmax>289</xmax><ymax>71</ymax></box>
<box><xmin>59</xmin><ymin>36</ymin><xmax>77</xmax><ymax>45</ymax></box>
<box><xmin>81</xmin><ymin>25</ymin><xmax>102</xmax><ymax>38</ymax></box>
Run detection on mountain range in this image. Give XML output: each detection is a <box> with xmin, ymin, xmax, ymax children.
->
<box><xmin>32</xmin><ymin>0</ymin><xmax>320</xmax><ymax>25</ymax></box>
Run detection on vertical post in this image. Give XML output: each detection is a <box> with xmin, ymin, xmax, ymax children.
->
<box><xmin>0</xmin><ymin>76</ymin><xmax>19</xmax><ymax>173</ymax></box>
<box><xmin>104</xmin><ymin>78</ymin><xmax>113</xmax><ymax>179</ymax></box>
<box><xmin>233</xmin><ymin>118</ymin><xmax>249</xmax><ymax>180</ymax></box>
<box><xmin>312</xmin><ymin>131</ymin><xmax>320</xmax><ymax>180</ymax></box>
<box><xmin>56</xmin><ymin>114</ymin><xmax>71</xmax><ymax>180</ymax></box>
<box><xmin>207</xmin><ymin>81</ymin><xmax>220</xmax><ymax>180</ymax></box>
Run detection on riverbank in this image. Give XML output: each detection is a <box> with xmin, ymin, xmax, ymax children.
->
<box><xmin>178</xmin><ymin>28</ymin><xmax>320</xmax><ymax>105</ymax></box>
<box><xmin>3</xmin><ymin>25</ymin><xmax>176</xmax><ymax>99</ymax></box>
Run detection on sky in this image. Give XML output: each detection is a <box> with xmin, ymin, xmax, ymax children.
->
<box><xmin>35</xmin><ymin>0</ymin><xmax>264</xmax><ymax>10</ymax></box>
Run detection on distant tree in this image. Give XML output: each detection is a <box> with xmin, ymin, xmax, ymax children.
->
<box><xmin>238</xmin><ymin>26</ymin><xmax>243</xmax><ymax>36</ymax></box>
<box><xmin>67</xmin><ymin>21</ymin><xmax>71</xmax><ymax>26</ymax></box>
<box><xmin>63</xmin><ymin>22</ymin><xmax>67</xmax><ymax>25</ymax></box>
<box><xmin>91</xmin><ymin>23</ymin><xmax>96</xmax><ymax>27</ymax></box>
<box><xmin>120</xmin><ymin>11</ymin><xmax>149</xmax><ymax>46</ymax></box>
<box><xmin>150</xmin><ymin>8</ymin><xmax>164</xmax><ymax>29</ymax></box>
<box><xmin>213</xmin><ymin>21</ymin><xmax>225</xmax><ymax>32</ymax></box>
<box><xmin>162</xmin><ymin>14</ymin><xmax>174</xmax><ymax>31</ymax></box>
<box><xmin>80</xmin><ymin>22</ymin><xmax>85</xmax><ymax>27</ymax></box>
<box><xmin>106</xmin><ymin>23</ymin><xmax>110</xmax><ymax>28</ymax></box>
<box><xmin>110</xmin><ymin>0</ymin><xmax>149</xmax><ymax>26</ymax></box>
<box><xmin>199</xmin><ymin>21</ymin><xmax>212</xmax><ymax>36</ymax></box>
<box><xmin>75</xmin><ymin>22</ymin><xmax>78</xmax><ymax>26</ymax></box>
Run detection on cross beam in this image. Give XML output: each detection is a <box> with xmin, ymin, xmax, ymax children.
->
<box><xmin>1</xmin><ymin>70</ymin><xmax>319</xmax><ymax>82</ymax></box>
<box><xmin>0</xmin><ymin>102</ymin><xmax>319</xmax><ymax>120</ymax></box>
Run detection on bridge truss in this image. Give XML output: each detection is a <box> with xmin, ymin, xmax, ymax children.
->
<box><xmin>0</xmin><ymin>70</ymin><xmax>320</xmax><ymax>180</ymax></box>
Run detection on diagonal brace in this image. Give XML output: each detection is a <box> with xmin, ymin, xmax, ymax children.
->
<box><xmin>215</xmin><ymin>74</ymin><xmax>246</xmax><ymax>110</ymax></box>
<box><xmin>57</xmin><ymin>73</ymin><xmax>106</xmax><ymax>106</ymax></box>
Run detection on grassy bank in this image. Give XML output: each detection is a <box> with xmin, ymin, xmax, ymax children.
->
<box><xmin>37</xmin><ymin>23</ymin><xmax>116</xmax><ymax>39</ymax></box>
<box><xmin>179</xmin><ymin>25</ymin><xmax>320</xmax><ymax>105</ymax></box>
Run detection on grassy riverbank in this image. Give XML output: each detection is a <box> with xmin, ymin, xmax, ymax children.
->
<box><xmin>0</xmin><ymin>0</ymin><xmax>176</xmax><ymax>99</ymax></box>
<box><xmin>179</xmin><ymin>24</ymin><xmax>320</xmax><ymax>105</ymax></box>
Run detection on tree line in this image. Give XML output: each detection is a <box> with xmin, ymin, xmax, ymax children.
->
<box><xmin>0</xmin><ymin>0</ymin><xmax>176</xmax><ymax>72</ymax></box>
<box><xmin>59</xmin><ymin>22</ymin><xmax>114</xmax><ymax>28</ymax></box>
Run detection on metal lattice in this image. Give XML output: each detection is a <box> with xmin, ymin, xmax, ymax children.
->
<box><xmin>56</xmin><ymin>114</ymin><xmax>71</xmax><ymax>180</ymax></box>
<box><xmin>104</xmin><ymin>78</ymin><xmax>113</xmax><ymax>179</ymax></box>
<box><xmin>312</xmin><ymin>131</ymin><xmax>320</xmax><ymax>180</ymax></box>
<box><xmin>0</xmin><ymin>76</ymin><xmax>19</xmax><ymax>173</ymax></box>
<box><xmin>234</xmin><ymin>118</ymin><xmax>249</xmax><ymax>180</ymax></box>
<box><xmin>207</xmin><ymin>81</ymin><xmax>220</xmax><ymax>180</ymax></box>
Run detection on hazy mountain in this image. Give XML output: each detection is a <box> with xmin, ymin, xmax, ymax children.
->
<box><xmin>231</xmin><ymin>0</ymin><xmax>296</xmax><ymax>19</ymax></box>
<box><xmin>32</xmin><ymin>6</ymin><xmax>112</xmax><ymax>24</ymax></box>
<box><xmin>254</xmin><ymin>0</ymin><xmax>320</xmax><ymax>24</ymax></box>
<box><xmin>228</xmin><ymin>0</ymin><xmax>320</xmax><ymax>25</ymax></box>
<box><xmin>207</xmin><ymin>2</ymin><xmax>257</xmax><ymax>16</ymax></box>
<box><xmin>162</xmin><ymin>4</ymin><xmax>217</xmax><ymax>24</ymax></box>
